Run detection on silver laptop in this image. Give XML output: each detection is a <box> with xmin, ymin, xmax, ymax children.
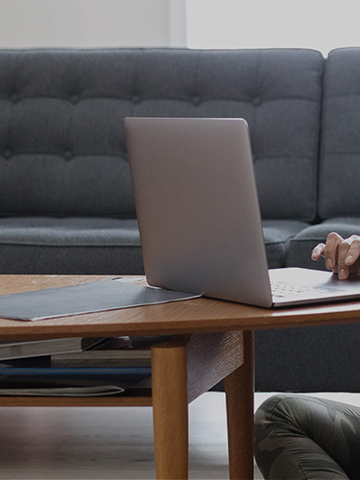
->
<box><xmin>124</xmin><ymin>117</ymin><xmax>360</xmax><ymax>308</ymax></box>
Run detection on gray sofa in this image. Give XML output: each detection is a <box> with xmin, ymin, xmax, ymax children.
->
<box><xmin>1</xmin><ymin>47</ymin><xmax>360</xmax><ymax>392</ymax></box>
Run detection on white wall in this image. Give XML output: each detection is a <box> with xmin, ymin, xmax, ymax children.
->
<box><xmin>0</xmin><ymin>0</ymin><xmax>186</xmax><ymax>49</ymax></box>
<box><xmin>187</xmin><ymin>0</ymin><xmax>360</xmax><ymax>56</ymax></box>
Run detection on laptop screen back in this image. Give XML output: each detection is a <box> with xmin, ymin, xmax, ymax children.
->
<box><xmin>125</xmin><ymin>117</ymin><xmax>273</xmax><ymax>307</ymax></box>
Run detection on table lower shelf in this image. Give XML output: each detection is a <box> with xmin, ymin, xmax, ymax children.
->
<box><xmin>0</xmin><ymin>388</ymin><xmax>153</xmax><ymax>407</ymax></box>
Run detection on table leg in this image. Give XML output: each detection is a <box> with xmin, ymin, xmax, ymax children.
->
<box><xmin>151</xmin><ymin>339</ymin><xmax>189</xmax><ymax>480</ymax></box>
<box><xmin>225</xmin><ymin>330</ymin><xmax>254</xmax><ymax>480</ymax></box>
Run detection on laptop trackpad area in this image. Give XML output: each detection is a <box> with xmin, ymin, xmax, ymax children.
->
<box><xmin>269</xmin><ymin>267</ymin><xmax>360</xmax><ymax>306</ymax></box>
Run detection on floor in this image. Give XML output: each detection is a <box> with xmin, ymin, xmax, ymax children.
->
<box><xmin>1</xmin><ymin>392</ymin><xmax>360</xmax><ymax>479</ymax></box>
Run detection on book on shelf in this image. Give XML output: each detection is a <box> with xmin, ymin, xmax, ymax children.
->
<box><xmin>0</xmin><ymin>336</ymin><xmax>171</xmax><ymax>396</ymax></box>
<box><xmin>0</xmin><ymin>365</ymin><xmax>152</xmax><ymax>397</ymax></box>
<box><xmin>0</xmin><ymin>337</ymin><xmax>104</xmax><ymax>361</ymax></box>
<box><xmin>50</xmin><ymin>335</ymin><xmax>169</xmax><ymax>368</ymax></box>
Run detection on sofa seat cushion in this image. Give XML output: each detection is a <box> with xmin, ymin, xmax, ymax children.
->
<box><xmin>0</xmin><ymin>216</ymin><xmax>310</xmax><ymax>274</ymax></box>
<box><xmin>286</xmin><ymin>217</ymin><xmax>360</xmax><ymax>269</ymax></box>
<box><xmin>0</xmin><ymin>217</ymin><xmax>143</xmax><ymax>275</ymax></box>
<box><xmin>262</xmin><ymin>219</ymin><xmax>309</xmax><ymax>268</ymax></box>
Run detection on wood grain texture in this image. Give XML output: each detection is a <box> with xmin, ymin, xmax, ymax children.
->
<box><xmin>0</xmin><ymin>275</ymin><xmax>359</xmax><ymax>340</ymax></box>
<box><xmin>225</xmin><ymin>330</ymin><xmax>254</xmax><ymax>480</ymax></box>
<box><xmin>151</xmin><ymin>338</ymin><xmax>189</xmax><ymax>479</ymax></box>
<box><xmin>186</xmin><ymin>331</ymin><xmax>243</xmax><ymax>403</ymax></box>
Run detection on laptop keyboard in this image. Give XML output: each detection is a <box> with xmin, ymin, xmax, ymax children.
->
<box><xmin>271</xmin><ymin>281</ymin><xmax>341</xmax><ymax>299</ymax></box>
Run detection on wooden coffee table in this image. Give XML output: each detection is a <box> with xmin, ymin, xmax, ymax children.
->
<box><xmin>1</xmin><ymin>275</ymin><xmax>360</xmax><ymax>480</ymax></box>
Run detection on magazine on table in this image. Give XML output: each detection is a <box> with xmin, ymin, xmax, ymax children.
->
<box><xmin>0</xmin><ymin>277</ymin><xmax>200</xmax><ymax>321</ymax></box>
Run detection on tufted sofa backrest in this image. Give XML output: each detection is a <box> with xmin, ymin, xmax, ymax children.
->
<box><xmin>319</xmin><ymin>48</ymin><xmax>360</xmax><ymax>219</ymax></box>
<box><xmin>0</xmin><ymin>48</ymin><xmax>323</xmax><ymax>220</ymax></box>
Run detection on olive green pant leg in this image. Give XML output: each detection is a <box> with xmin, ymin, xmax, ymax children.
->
<box><xmin>255</xmin><ymin>394</ymin><xmax>360</xmax><ymax>480</ymax></box>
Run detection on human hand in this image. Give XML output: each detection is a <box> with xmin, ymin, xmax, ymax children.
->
<box><xmin>311</xmin><ymin>232</ymin><xmax>360</xmax><ymax>280</ymax></box>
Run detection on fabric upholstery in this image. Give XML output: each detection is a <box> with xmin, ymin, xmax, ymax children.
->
<box><xmin>0</xmin><ymin>217</ymin><xmax>143</xmax><ymax>274</ymax></box>
<box><xmin>0</xmin><ymin>48</ymin><xmax>323</xmax><ymax>221</ymax></box>
<box><xmin>262</xmin><ymin>220</ymin><xmax>309</xmax><ymax>268</ymax></box>
<box><xmin>256</xmin><ymin>322</ymin><xmax>360</xmax><ymax>392</ymax></box>
<box><xmin>319</xmin><ymin>48</ymin><xmax>360</xmax><ymax>219</ymax></box>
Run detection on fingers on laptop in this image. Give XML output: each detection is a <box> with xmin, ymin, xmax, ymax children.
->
<box><xmin>323</xmin><ymin>232</ymin><xmax>343</xmax><ymax>274</ymax></box>
<box><xmin>339</xmin><ymin>235</ymin><xmax>360</xmax><ymax>279</ymax></box>
<box><xmin>311</xmin><ymin>243</ymin><xmax>326</xmax><ymax>261</ymax></box>
<box><xmin>312</xmin><ymin>232</ymin><xmax>360</xmax><ymax>280</ymax></box>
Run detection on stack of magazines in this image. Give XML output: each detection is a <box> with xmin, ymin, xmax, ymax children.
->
<box><xmin>0</xmin><ymin>336</ymin><xmax>168</xmax><ymax>396</ymax></box>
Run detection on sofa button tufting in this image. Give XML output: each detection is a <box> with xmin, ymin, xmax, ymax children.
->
<box><xmin>253</xmin><ymin>96</ymin><xmax>262</xmax><ymax>106</ymax></box>
<box><xmin>3</xmin><ymin>149</ymin><xmax>12</xmax><ymax>159</ymax></box>
<box><xmin>192</xmin><ymin>95</ymin><xmax>201</xmax><ymax>105</ymax></box>
<box><xmin>11</xmin><ymin>93</ymin><xmax>19</xmax><ymax>103</ymax></box>
<box><xmin>70</xmin><ymin>95</ymin><xmax>79</xmax><ymax>104</ymax></box>
<box><xmin>132</xmin><ymin>94</ymin><xmax>141</xmax><ymax>104</ymax></box>
<box><xmin>64</xmin><ymin>150</ymin><xmax>72</xmax><ymax>160</ymax></box>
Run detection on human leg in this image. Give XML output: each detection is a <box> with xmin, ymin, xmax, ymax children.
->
<box><xmin>254</xmin><ymin>394</ymin><xmax>360</xmax><ymax>480</ymax></box>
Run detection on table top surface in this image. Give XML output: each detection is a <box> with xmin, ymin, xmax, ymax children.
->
<box><xmin>0</xmin><ymin>275</ymin><xmax>360</xmax><ymax>339</ymax></box>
